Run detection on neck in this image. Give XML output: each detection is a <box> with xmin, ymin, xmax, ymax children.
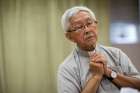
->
<box><xmin>77</xmin><ymin>44</ymin><xmax>96</xmax><ymax>52</ymax></box>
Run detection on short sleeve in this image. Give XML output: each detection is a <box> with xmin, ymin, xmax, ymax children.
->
<box><xmin>118</xmin><ymin>49</ymin><xmax>140</xmax><ymax>79</ymax></box>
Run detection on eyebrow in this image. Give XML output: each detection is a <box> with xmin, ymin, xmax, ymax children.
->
<box><xmin>68</xmin><ymin>16</ymin><xmax>96</xmax><ymax>31</ymax></box>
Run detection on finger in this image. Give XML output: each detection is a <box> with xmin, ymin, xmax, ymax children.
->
<box><xmin>91</xmin><ymin>55</ymin><xmax>102</xmax><ymax>62</ymax></box>
<box><xmin>94</xmin><ymin>54</ymin><xmax>107</xmax><ymax>64</ymax></box>
<box><xmin>90</xmin><ymin>62</ymin><xmax>103</xmax><ymax>67</ymax></box>
<box><xmin>88</xmin><ymin>50</ymin><xmax>96</xmax><ymax>57</ymax></box>
<box><xmin>90</xmin><ymin>52</ymin><xmax>102</xmax><ymax>59</ymax></box>
<box><xmin>94</xmin><ymin>57</ymin><xmax>106</xmax><ymax>64</ymax></box>
<box><xmin>90</xmin><ymin>53</ymin><xmax>100</xmax><ymax>61</ymax></box>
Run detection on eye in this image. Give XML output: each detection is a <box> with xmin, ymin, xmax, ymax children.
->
<box><xmin>70</xmin><ymin>25</ymin><xmax>81</xmax><ymax>32</ymax></box>
<box><xmin>74</xmin><ymin>25</ymin><xmax>83</xmax><ymax>31</ymax></box>
<box><xmin>87</xmin><ymin>21</ymin><xmax>93</xmax><ymax>26</ymax></box>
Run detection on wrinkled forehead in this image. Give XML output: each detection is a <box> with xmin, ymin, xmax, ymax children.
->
<box><xmin>69</xmin><ymin>11</ymin><xmax>92</xmax><ymax>25</ymax></box>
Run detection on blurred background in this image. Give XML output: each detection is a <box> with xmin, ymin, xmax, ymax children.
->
<box><xmin>0</xmin><ymin>0</ymin><xmax>140</xmax><ymax>93</ymax></box>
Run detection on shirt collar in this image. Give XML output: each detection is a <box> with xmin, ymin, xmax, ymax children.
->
<box><xmin>75</xmin><ymin>44</ymin><xmax>100</xmax><ymax>57</ymax></box>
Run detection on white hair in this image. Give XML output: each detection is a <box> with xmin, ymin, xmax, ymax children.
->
<box><xmin>61</xmin><ymin>6</ymin><xmax>96</xmax><ymax>32</ymax></box>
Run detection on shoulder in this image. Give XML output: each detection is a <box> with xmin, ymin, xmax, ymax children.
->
<box><xmin>98</xmin><ymin>44</ymin><xmax>127</xmax><ymax>60</ymax></box>
<box><xmin>58</xmin><ymin>49</ymin><xmax>78</xmax><ymax>74</ymax></box>
<box><xmin>99</xmin><ymin>44</ymin><xmax>122</xmax><ymax>54</ymax></box>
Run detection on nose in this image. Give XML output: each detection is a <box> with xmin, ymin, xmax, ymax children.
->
<box><xmin>84</xmin><ymin>25</ymin><xmax>90</xmax><ymax>35</ymax></box>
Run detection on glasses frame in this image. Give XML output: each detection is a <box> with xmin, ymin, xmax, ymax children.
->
<box><xmin>67</xmin><ymin>20</ymin><xmax>98</xmax><ymax>32</ymax></box>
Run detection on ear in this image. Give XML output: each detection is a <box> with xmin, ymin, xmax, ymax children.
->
<box><xmin>65</xmin><ymin>32</ymin><xmax>75</xmax><ymax>42</ymax></box>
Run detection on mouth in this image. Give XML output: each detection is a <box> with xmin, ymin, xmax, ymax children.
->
<box><xmin>86</xmin><ymin>35</ymin><xmax>94</xmax><ymax>39</ymax></box>
<box><xmin>85</xmin><ymin>35</ymin><xmax>95</xmax><ymax>41</ymax></box>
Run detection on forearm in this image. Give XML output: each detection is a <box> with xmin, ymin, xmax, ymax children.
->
<box><xmin>112</xmin><ymin>73</ymin><xmax>140</xmax><ymax>90</ymax></box>
<box><xmin>81</xmin><ymin>75</ymin><xmax>102</xmax><ymax>93</ymax></box>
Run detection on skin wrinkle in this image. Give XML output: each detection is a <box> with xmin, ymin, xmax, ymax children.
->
<box><xmin>67</xmin><ymin>11</ymin><xmax>98</xmax><ymax>51</ymax></box>
<box><xmin>59</xmin><ymin>7</ymin><xmax>140</xmax><ymax>93</ymax></box>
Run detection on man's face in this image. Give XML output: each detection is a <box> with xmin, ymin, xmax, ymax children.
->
<box><xmin>66</xmin><ymin>11</ymin><xmax>98</xmax><ymax>51</ymax></box>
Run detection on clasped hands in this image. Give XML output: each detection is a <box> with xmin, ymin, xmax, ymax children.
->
<box><xmin>88</xmin><ymin>52</ymin><xmax>111</xmax><ymax>78</ymax></box>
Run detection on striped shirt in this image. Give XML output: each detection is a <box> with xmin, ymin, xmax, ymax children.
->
<box><xmin>57</xmin><ymin>44</ymin><xmax>140</xmax><ymax>93</ymax></box>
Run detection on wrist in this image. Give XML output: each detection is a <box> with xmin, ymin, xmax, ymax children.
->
<box><xmin>107</xmin><ymin>70</ymin><xmax>117</xmax><ymax>81</ymax></box>
<box><xmin>92</xmin><ymin>74</ymin><xmax>103</xmax><ymax>80</ymax></box>
<box><xmin>105</xmin><ymin>67</ymin><xmax>112</xmax><ymax>77</ymax></box>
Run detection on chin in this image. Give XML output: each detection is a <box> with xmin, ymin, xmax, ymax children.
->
<box><xmin>86</xmin><ymin>42</ymin><xmax>96</xmax><ymax>51</ymax></box>
<box><xmin>78</xmin><ymin>40</ymin><xmax>96</xmax><ymax>51</ymax></box>
<box><xmin>83</xmin><ymin>44</ymin><xmax>95</xmax><ymax>51</ymax></box>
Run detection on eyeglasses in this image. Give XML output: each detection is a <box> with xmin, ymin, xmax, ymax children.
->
<box><xmin>68</xmin><ymin>20</ymin><xmax>97</xmax><ymax>32</ymax></box>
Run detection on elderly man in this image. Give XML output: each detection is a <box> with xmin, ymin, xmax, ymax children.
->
<box><xmin>57</xmin><ymin>6</ymin><xmax>140</xmax><ymax>93</ymax></box>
